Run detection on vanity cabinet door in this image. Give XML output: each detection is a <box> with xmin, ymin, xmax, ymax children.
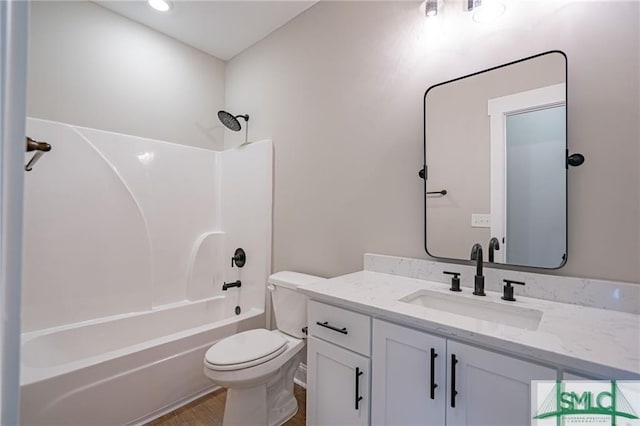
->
<box><xmin>446</xmin><ymin>341</ymin><xmax>556</xmax><ymax>426</ymax></box>
<box><xmin>307</xmin><ymin>336</ymin><xmax>370</xmax><ymax>426</ymax></box>
<box><xmin>371</xmin><ymin>319</ymin><xmax>446</xmax><ymax>426</ymax></box>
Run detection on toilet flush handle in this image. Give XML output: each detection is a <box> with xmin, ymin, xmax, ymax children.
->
<box><xmin>267</xmin><ymin>284</ymin><xmax>276</xmax><ymax>292</ymax></box>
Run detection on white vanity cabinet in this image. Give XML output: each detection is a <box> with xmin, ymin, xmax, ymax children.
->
<box><xmin>445</xmin><ymin>340</ymin><xmax>556</xmax><ymax>426</ymax></box>
<box><xmin>371</xmin><ymin>319</ymin><xmax>447</xmax><ymax>426</ymax></box>
<box><xmin>372</xmin><ymin>319</ymin><xmax>557</xmax><ymax>426</ymax></box>
<box><xmin>307</xmin><ymin>337</ymin><xmax>370</xmax><ymax>426</ymax></box>
<box><xmin>307</xmin><ymin>301</ymin><xmax>371</xmax><ymax>426</ymax></box>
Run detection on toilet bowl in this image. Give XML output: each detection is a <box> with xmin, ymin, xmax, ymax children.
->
<box><xmin>203</xmin><ymin>271</ymin><xmax>324</xmax><ymax>426</ymax></box>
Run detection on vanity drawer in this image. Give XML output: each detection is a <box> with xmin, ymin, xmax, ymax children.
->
<box><xmin>308</xmin><ymin>300</ymin><xmax>370</xmax><ymax>356</ymax></box>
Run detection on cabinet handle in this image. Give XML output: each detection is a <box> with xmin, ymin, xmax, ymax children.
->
<box><xmin>316</xmin><ymin>321</ymin><xmax>348</xmax><ymax>335</ymax></box>
<box><xmin>450</xmin><ymin>354</ymin><xmax>458</xmax><ymax>408</ymax></box>
<box><xmin>430</xmin><ymin>348</ymin><xmax>438</xmax><ymax>400</ymax></box>
<box><xmin>355</xmin><ymin>367</ymin><xmax>364</xmax><ymax>410</ymax></box>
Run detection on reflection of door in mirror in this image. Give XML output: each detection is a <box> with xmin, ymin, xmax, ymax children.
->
<box><xmin>488</xmin><ymin>84</ymin><xmax>566</xmax><ymax>266</ymax></box>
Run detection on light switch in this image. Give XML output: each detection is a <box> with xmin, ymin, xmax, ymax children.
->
<box><xmin>471</xmin><ymin>214</ymin><xmax>491</xmax><ymax>228</ymax></box>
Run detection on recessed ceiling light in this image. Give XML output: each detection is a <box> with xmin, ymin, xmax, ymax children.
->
<box><xmin>148</xmin><ymin>0</ymin><xmax>171</xmax><ymax>13</ymax></box>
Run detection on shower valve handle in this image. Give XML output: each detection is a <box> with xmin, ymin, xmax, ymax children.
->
<box><xmin>231</xmin><ymin>248</ymin><xmax>246</xmax><ymax>268</ymax></box>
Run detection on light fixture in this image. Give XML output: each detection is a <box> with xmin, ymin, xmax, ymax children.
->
<box><xmin>425</xmin><ymin>0</ymin><xmax>438</xmax><ymax>18</ymax></box>
<box><xmin>466</xmin><ymin>0</ymin><xmax>482</xmax><ymax>11</ymax></box>
<box><xmin>471</xmin><ymin>0</ymin><xmax>505</xmax><ymax>23</ymax></box>
<box><xmin>148</xmin><ymin>0</ymin><xmax>171</xmax><ymax>12</ymax></box>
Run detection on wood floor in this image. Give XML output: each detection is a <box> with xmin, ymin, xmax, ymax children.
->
<box><xmin>147</xmin><ymin>385</ymin><xmax>306</xmax><ymax>426</ymax></box>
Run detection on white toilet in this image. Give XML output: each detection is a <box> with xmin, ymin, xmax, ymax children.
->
<box><xmin>204</xmin><ymin>271</ymin><xmax>324</xmax><ymax>426</ymax></box>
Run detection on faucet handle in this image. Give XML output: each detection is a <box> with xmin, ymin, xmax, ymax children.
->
<box><xmin>231</xmin><ymin>248</ymin><xmax>246</xmax><ymax>268</ymax></box>
<box><xmin>501</xmin><ymin>279</ymin><xmax>525</xmax><ymax>301</ymax></box>
<box><xmin>443</xmin><ymin>271</ymin><xmax>462</xmax><ymax>292</ymax></box>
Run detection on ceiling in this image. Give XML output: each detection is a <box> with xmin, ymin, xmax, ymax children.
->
<box><xmin>95</xmin><ymin>1</ymin><xmax>317</xmax><ymax>61</ymax></box>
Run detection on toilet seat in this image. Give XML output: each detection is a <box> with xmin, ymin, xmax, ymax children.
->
<box><xmin>205</xmin><ymin>329</ymin><xmax>288</xmax><ymax>371</ymax></box>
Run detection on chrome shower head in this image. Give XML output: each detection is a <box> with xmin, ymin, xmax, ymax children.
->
<box><xmin>217</xmin><ymin>110</ymin><xmax>249</xmax><ymax>132</ymax></box>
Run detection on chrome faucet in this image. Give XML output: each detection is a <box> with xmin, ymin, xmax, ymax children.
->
<box><xmin>470</xmin><ymin>243</ymin><xmax>485</xmax><ymax>296</ymax></box>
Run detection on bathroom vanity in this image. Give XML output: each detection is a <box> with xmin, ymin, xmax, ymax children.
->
<box><xmin>299</xmin><ymin>255</ymin><xmax>640</xmax><ymax>426</ymax></box>
<box><xmin>342</xmin><ymin>49</ymin><xmax>638</xmax><ymax>426</ymax></box>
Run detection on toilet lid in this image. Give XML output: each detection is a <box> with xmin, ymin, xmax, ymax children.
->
<box><xmin>205</xmin><ymin>329</ymin><xmax>288</xmax><ymax>370</ymax></box>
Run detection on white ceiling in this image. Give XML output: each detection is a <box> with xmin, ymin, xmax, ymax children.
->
<box><xmin>95</xmin><ymin>1</ymin><xmax>317</xmax><ymax>60</ymax></box>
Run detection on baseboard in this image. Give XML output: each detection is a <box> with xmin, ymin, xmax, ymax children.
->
<box><xmin>294</xmin><ymin>362</ymin><xmax>307</xmax><ymax>389</ymax></box>
<box><xmin>128</xmin><ymin>384</ymin><xmax>221</xmax><ymax>426</ymax></box>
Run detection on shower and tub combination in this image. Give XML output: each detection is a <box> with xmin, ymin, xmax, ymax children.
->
<box><xmin>20</xmin><ymin>117</ymin><xmax>273</xmax><ymax>425</ymax></box>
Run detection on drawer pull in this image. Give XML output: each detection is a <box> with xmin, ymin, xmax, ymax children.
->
<box><xmin>451</xmin><ymin>354</ymin><xmax>458</xmax><ymax>408</ymax></box>
<box><xmin>430</xmin><ymin>348</ymin><xmax>438</xmax><ymax>400</ymax></box>
<box><xmin>316</xmin><ymin>321</ymin><xmax>348</xmax><ymax>335</ymax></box>
<box><xmin>355</xmin><ymin>367</ymin><xmax>363</xmax><ymax>410</ymax></box>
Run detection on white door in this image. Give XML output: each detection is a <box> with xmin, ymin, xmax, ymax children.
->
<box><xmin>0</xmin><ymin>1</ymin><xmax>28</xmax><ymax>424</ymax></box>
<box><xmin>487</xmin><ymin>83</ymin><xmax>566</xmax><ymax>266</ymax></box>
<box><xmin>371</xmin><ymin>319</ymin><xmax>446</xmax><ymax>426</ymax></box>
<box><xmin>307</xmin><ymin>336</ymin><xmax>370</xmax><ymax>426</ymax></box>
<box><xmin>446</xmin><ymin>341</ymin><xmax>557</xmax><ymax>426</ymax></box>
<box><xmin>504</xmin><ymin>106</ymin><xmax>566</xmax><ymax>267</ymax></box>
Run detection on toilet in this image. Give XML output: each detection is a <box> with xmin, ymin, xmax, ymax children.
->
<box><xmin>204</xmin><ymin>271</ymin><xmax>324</xmax><ymax>426</ymax></box>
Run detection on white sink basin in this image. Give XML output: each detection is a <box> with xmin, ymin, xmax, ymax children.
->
<box><xmin>398</xmin><ymin>290</ymin><xmax>543</xmax><ymax>331</ymax></box>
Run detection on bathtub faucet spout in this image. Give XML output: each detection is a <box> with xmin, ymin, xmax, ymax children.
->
<box><xmin>222</xmin><ymin>280</ymin><xmax>242</xmax><ymax>291</ymax></box>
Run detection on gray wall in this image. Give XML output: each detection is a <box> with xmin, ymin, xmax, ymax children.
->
<box><xmin>27</xmin><ymin>1</ymin><xmax>226</xmax><ymax>150</ymax></box>
<box><xmin>225</xmin><ymin>1</ymin><xmax>640</xmax><ymax>283</ymax></box>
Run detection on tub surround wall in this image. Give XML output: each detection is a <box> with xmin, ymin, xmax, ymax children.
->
<box><xmin>22</xmin><ymin>118</ymin><xmax>272</xmax><ymax>332</ymax></box>
<box><xmin>224</xmin><ymin>0</ymin><xmax>640</xmax><ymax>284</ymax></box>
<box><xmin>187</xmin><ymin>232</ymin><xmax>225</xmax><ymax>302</ymax></box>
<box><xmin>220</xmin><ymin>143</ymin><xmax>274</xmax><ymax>314</ymax></box>
<box><xmin>23</xmin><ymin>119</ymin><xmax>154</xmax><ymax>329</ymax></box>
<box><xmin>21</xmin><ymin>118</ymin><xmax>273</xmax><ymax>425</ymax></box>
<box><xmin>364</xmin><ymin>254</ymin><xmax>640</xmax><ymax>315</ymax></box>
<box><xmin>82</xmin><ymin>126</ymin><xmax>220</xmax><ymax>307</ymax></box>
<box><xmin>27</xmin><ymin>1</ymin><xmax>226</xmax><ymax>150</ymax></box>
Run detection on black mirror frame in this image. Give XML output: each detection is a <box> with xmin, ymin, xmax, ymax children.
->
<box><xmin>422</xmin><ymin>50</ymin><xmax>569</xmax><ymax>271</ymax></box>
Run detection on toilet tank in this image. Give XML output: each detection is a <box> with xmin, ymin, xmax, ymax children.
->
<box><xmin>268</xmin><ymin>271</ymin><xmax>325</xmax><ymax>339</ymax></box>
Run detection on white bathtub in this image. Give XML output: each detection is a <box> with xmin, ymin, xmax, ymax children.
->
<box><xmin>20</xmin><ymin>297</ymin><xmax>264</xmax><ymax>425</ymax></box>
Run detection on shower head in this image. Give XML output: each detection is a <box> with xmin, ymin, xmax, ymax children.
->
<box><xmin>217</xmin><ymin>110</ymin><xmax>249</xmax><ymax>132</ymax></box>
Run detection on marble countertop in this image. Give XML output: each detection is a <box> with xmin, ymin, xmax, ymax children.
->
<box><xmin>298</xmin><ymin>271</ymin><xmax>640</xmax><ymax>378</ymax></box>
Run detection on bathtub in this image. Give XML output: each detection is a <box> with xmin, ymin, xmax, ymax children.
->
<box><xmin>20</xmin><ymin>296</ymin><xmax>264</xmax><ymax>425</ymax></box>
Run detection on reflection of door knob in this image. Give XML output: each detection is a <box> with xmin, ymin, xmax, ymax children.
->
<box><xmin>567</xmin><ymin>153</ymin><xmax>585</xmax><ymax>167</ymax></box>
<box><xmin>231</xmin><ymin>248</ymin><xmax>246</xmax><ymax>268</ymax></box>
